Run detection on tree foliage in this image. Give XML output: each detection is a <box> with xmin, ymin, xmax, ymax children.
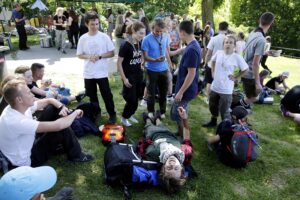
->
<box><xmin>230</xmin><ymin>0</ymin><xmax>300</xmax><ymax>56</ymax></box>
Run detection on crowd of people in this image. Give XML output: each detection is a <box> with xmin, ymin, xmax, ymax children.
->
<box><xmin>1</xmin><ymin>6</ymin><xmax>299</xmax><ymax>199</ymax></box>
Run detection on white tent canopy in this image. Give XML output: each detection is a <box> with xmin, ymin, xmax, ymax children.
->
<box><xmin>31</xmin><ymin>0</ymin><xmax>48</xmax><ymax>11</ymax></box>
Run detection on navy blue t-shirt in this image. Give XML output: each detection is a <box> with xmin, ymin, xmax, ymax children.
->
<box><xmin>175</xmin><ymin>40</ymin><xmax>201</xmax><ymax>101</ymax></box>
<box><xmin>12</xmin><ymin>9</ymin><xmax>25</xmax><ymax>26</ymax></box>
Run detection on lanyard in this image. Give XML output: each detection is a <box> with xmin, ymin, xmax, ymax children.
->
<box><xmin>152</xmin><ymin>33</ymin><xmax>163</xmax><ymax>55</ymax></box>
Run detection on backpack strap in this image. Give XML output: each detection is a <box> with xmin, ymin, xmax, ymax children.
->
<box><xmin>246</xmin><ymin>139</ymin><xmax>253</xmax><ymax>163</ymax></box>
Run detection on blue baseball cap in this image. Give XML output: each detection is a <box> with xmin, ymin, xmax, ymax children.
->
<box><xmin>0</xmin><ymin>166</ymin><xmax>57</xmax><ymax>200</ymax></box>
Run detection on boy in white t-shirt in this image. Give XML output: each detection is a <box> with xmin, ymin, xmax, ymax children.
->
<box><xmin>203</xmin><ymin>35</ymin><xmax>248</xmax><ymax>127</ymax></box>
<box><xmin>0</xmin><ymin>79</ymin><xmax>93</xmax><ymax>168</ymax></box>
<box><xmin>77</xmin><ymin>11</ymin><xmax>116</xmax><ymax>124</ymax></box>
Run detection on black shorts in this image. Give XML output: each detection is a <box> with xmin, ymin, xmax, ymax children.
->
<box><xmin>204</xmin><ymin>65</ymin><xmax>213</xmax><ymax>84</ymax></box>
<box><xmin>241</xmin><ymin>78</ymin><xmax>260</xmax><ymax>98</ymax></box>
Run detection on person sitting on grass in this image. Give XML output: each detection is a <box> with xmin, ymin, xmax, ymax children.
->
<box><xmin>207</xmin><ymin>106</ymin><xmax>250</xmax><ymax>168</ymax></box>
<box><xmin>141</xmin><ymin>107</ymin><xmax>192</xmax><ymax>193</ymax></box>
<box><xmin>0</xmin><ymin>78</ymin><xmax>93</xmax><ymax>168</ymax></box>
<box><xmin>265</xmin><ymin>71</ymin><xmax>290</xmax><ymax>94</ymax></box>
<box><xmin>0</xmin><ymin>166</ymin><xmax>75</xmax><ymax>200</ymax></box>
<box><xmin>259</xmin><ymin>69</ymin><xmax>270</xmax><ymax>87</ymax></box>
<box><xmin>280</xmin><ymin>85</ymin><xmax>300</xmax><ymax>125</ymax></box>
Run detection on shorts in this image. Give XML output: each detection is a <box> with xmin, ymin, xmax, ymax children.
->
<box><xmin>170</xmin><ymin>100</ymin><xmax>189</xmax><ymax>122</ymax></box>
<box><xmin>170</xmin><ymin>48</ymin><xmax>179</xmax><ymax>64</ymax></box>
<box><xmin>241</xmin><ymin>78</ymin><xmax>260</xmax><ymax>98</ymax></box>
<box><xmin>204</xmin><ymin>65</ymin><xmax>213</xmax><ymax>84</ymax></box>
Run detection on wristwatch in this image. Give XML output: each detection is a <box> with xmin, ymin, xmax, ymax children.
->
<box><xmin>99</xmin><ymin>55</ymin><xmax>102</xmax><ymax>60</ymax></box>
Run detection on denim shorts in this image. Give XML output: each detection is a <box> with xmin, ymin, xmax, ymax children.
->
<box><xmin>170</xmin><ymin>100</ymin><xmax>189</xmax><ymax>122</ymax></box>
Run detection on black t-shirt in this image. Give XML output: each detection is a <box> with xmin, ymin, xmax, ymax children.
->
<box><xmin>265</xmin><ymin>76</ymin><xmax>283</xmax><ymax>90</ymax></box>
<box><xmin>32</xmin><ymin>81</ymin><xmax>43</xmax><ymax>99</ymax></box>
<box><xmin>53</xmin><ymin>15</ymin><xmax>67</xmax><ymax>30</ymax></box>
<box><xmin>194</xmin><ymin>30</ymin><xmax>203</xmax><ymax>42</ymax></box>
<box><xmin>281</xmin><ymin>85</ymin><xmax>300</xmax><ymax>113</ymax></box>
<box><xmin>118</xmin><ymin>41</ymin><xmax>142</xmax><ymax>76</ymax></box>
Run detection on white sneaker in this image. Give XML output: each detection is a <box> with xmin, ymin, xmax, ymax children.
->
<box><xmin>167</xmin><ymin>96</ymin><xmax>174</xmax><ymax>104</ymax></box>
<box><xmin>128</xmin><ymin>116</ymin><xmax>139</xmax><ymax>124</ymax></box>
<box><xmin>160</xmin><ymin>113</ymin><xmax>166</xmax><ymax>119</ymax></box>
<box><xmin>121</xmin><ymin>117</ymin><xmax>132</xmax><ymax>127</ymax></box>
<box><xmin>148</xmin><ymin>112</ymin><xmax>154</xmax><ymax>120</ymax></box>
<box><xmin>140</xmin><ymin>99</ymin><xmax>147</xmax><ymax>106</ymax></box>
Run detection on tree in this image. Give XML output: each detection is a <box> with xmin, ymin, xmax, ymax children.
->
<box><xmin>201</xmin><ymin>0</ymin><xmax>224</xmax><ymax>28</ymax></box>
<box><xmin>230</xmin><ymin>0</ymin><xmax>300</xmax><ymax>56</ymax></box>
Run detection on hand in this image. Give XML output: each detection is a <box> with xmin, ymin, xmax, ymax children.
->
<box><xmin>178</xmin><ymin>107</ymin><xmax>187</xmax><ymax>120</ymax></box>
<box><xmin>75</xmin><ymin>109</ymin><xmax>84</xmax><ymax>118</ymax></box>
<box><xmin>123</xmin><ymin>78</ymin><xmax>132</xmax><ymax>88</ymax></box>
<box><xmin>228</xmin><ymin>74</ymin><xmax>236</xmax><ymax>81</ymax></box>
<box><xmin>89</xmin><ymin>55</ymin><xmax>99</xmax><ymax>63</ymax></box>
<box><xmin>175</xmin><ymin>92</ymin><xmax>183</xmax><ymax>102</ymax></box>
<box><xmin>59</xmin><ymin>106</ymin><xmax>71</xmax><ymax>117</ymax></box>
<box><xmin>156</xmin><ymin>56</ymin><xmax>165</xmax><ymax>62</ymax></box>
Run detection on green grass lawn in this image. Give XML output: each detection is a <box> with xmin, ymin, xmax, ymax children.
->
<box><xmin>41</xmin><ymin>56</ymin><xmax>300</xmax><ymax>200</ymax></box>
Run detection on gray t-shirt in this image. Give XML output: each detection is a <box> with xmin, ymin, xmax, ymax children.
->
<box><xmin>243</xmin><ymin>31</ymin><xmax>266</xmax><ymax>79</ymax></box>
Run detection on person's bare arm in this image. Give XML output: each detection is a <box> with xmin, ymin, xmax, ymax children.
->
<box><xmin>166</xmin><ymin>47</ymin><xmax>172</xmax><ymax>69</ymax></box>
<box><xmin>169</xmin><ymin>47</ymin><xmax>185</xmax><ymax>56</ymax></box>
<box><xmin>282</xmin><ymin>80</ymin><xmax>289</xmax><ymax>90</ymax></box>
<box><xmin>68</xmin><ymin>17</ymin><xmax>73</xmax><ymax>26</ymax></box>
<box><xmin>117</xmin><ymin>57</ymin><xmax>132</xmax><ymax>88</ymax></box>
<box><xmin>205</xmin><ymin>49</ymin><xmax>213</xmax><ymax>65</ymax></box>
<box><xmin>36</xmin><ymin>110</ymin><xmax>83</xmax><ymax>133</ymax></box>
<box><xmin>175</xmin><ymin>68</ymin><xmax>196</xmax><ymax>102</ymax></box>
<box><xmin>178</xmin><ymin>107</ymin><xmax>190</xmax><ymax>141</ymax></box>
<box><xmin>100</xmin><ymin>50</ymin><xmax>114</xmax><ymax>58</ymax></box>
<box><xmin>143</xmin><ymin>51</ymin><xmax>163</xmax><ymax>62</ymax></box>
<box><xmin>211</xmin><ymin>61</ymin><xmax>216</xmax><ymax>78</ymax></box>
<box><xmin>31</xmin><ymin>86</ymin><xmax>46</xmax><ymax>97</ymax></box>
<box><xmin>252</xmin><ymin>55</ymin><xmax>262</xmax><ymax>84</ymax></box>
<box><xmin>15</xmin><ymin>16</ymin><xmax>26</xmax><ymax>23</ymax></box>
<box><xmin>36</xmin><ymin>98</ymin><xmax>63</xmax><ymax>110</ymax></box>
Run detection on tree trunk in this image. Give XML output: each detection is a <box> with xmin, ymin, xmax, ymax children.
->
<box><xmin>202</xmin><ymin>0</ymin><xmax>214</xmax><ymax>28</ymax></box>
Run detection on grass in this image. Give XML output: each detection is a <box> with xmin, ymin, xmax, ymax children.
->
<box><xmin>40</xmin><ymin>55</ymin><xmax>300</xmax><ymax>200</ymax></box>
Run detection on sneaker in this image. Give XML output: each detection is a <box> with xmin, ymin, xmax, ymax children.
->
<box><xmin>75</xmin><ymin>91</ymin><xmax>86</xmax><ymax>102</ymax></box>
<box><xmin>161</xmin><ymin>113</ymin><xmax>166</xmax><ymax>119</ymax></box>
<box><xmin>62</xmin><ymin>50</ymin><xmax>67</xmax><ymax>54</ymax></box>
<box><xmin>148</xmin><ymin>112</ymin><xmax>154</xmax><ymax>120</ymax></box>
<box><xmin>108</xmin><ymin>115</ymin><xmax>117</xmax><ymax>124</ymax></box>
<box><xmin>128</xmin><ymin>116</ymin><xmax>138</xmax><ymax>124</ymax></box>
<box><xmin>121</xmin><ymin>117</ymin><xmax>132</xmax><ymax>127</ymax></box>
<box><xmin>47</xmin><ymin>187</ymin><xmax>74</xmax><ymax>200</ymax></box>
<box><xmin>202</xmin><ymin>117</ymin><xmax>217</xmax><ymax>128</ymax></box>
<box><xmin>167</xmin><ymin>96</ymin><xmax>174</xmax><ymax>104</ymax></box>
<box><xmin>140</xmin><ymin>98</ymin><xmax>147</xmax><ymax>106</ymax></box>
<box><xmin>57</xmin><ymin>47</ymin><xmax>61</xmax><ymax>51</ymax></box>
<box><xmin>70</xmin><ymin>153</ymin><xmax>94</xmax><ymax>162</ymax></box>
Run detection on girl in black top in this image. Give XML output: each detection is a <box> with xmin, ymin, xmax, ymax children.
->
<box><xmin>117</xmin><ymin>21</ymin><xmax>146</xmax><ymax>127</ymax></box>
<box><xmin>68</xmin><ymin>10</ymin><xmax>79</xmax><ymax>49</ymax></box>
<box><xmin>266</xmin><ymin>71</ymin><xmax>290</xmax><ymax>94</ymax></box>
<box><xmin>194</xmin><ymin>21</ymin><xmax>204</xmax><ymax>48</ymax></box>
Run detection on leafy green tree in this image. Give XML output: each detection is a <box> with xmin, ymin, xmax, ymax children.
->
<box><xmin>230</xmin><ymin>0</ymin><xmax>300</xmax><ymax>56</ymax></box>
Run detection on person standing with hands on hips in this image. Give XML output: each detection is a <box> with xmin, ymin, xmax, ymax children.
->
<box><xmin>12</xmin><ymin>3</ymin><xmax>29</xmax><ymax>51</ymax></box>
<box><xmin>171</xmin><ymin>20</ymin><xmax>201</xmax><ymax>136</ymax></box>
<box><xmin>53</xmin><ymin>7</ymin><xmax>68</xmax><ymax>54</ymax></box>
<box><xmin>141</xmin><ymin>19</ymin><xmax>172</xmax><ymax>119</ymax></box>
<box><xmin>117</xmin><ymin>21</ymin><xmax>146</xmax><ymax>127</ymax></box>
<box><xmin>77</xmin><ymin>11</ymin><xmax>116</xmax><ymax>124</ymax></box>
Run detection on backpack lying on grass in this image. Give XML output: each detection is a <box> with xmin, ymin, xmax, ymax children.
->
<box><xmin>216</xmin><ymin>120</ymin><xmax>260</xmax><ymax>168</ymax></box>
<box><xmin>104</xmin><ymin>143</ymin><xmax>160</xmax><ymax>199</ymax></box>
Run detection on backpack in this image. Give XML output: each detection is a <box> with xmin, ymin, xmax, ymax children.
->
<box><xmin>230</xmin><ymin>124</ymin><xmax>259</xmax><ymax>165</ymax></box>
<box><xmin>104</xmin><ymin>143</ymin><xmax>160</xmax><ymax>199</ymax></box>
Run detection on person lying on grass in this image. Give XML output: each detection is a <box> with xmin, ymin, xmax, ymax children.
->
<box><xmin>140</xmin><ymin>107</ymin><xmax>192</xmax><ymax>193</ymax></box>
<box><xmin>207</xmin><ymin>106</ymin><xmax>252</xmax><ymax>168</ymax></box>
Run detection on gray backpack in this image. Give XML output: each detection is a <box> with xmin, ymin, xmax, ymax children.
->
<box><xmin>231</xmin><ymin>124</ymin><xmax>259</xmax><ymax>164</ymax></box>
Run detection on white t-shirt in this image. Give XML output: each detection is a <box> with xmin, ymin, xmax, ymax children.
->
<box><xmin>236</xmin><ymin>40</ymin><xmax>246</xmax><ymax>55</ymax></box>
<box><xmin>77</xmin><ymin>31</ymin><xmax>115</xmax><ymax>79</ymax></box>
<box><xmin>211</xmin><ymin>50</ymin><xmax>249</xmax><ymax>94</ymax></box>
<box><xmin>207</xmin><ymin>33</ymin><xmax>226</xmax><ymax>67</ymax></box>
<box><xmin>0</xmin><ymin>102</ymin><xmax>39</xmax><ymax>166</ymax></box>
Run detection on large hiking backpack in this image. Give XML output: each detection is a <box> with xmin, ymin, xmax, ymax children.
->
<box><xmin>230</xmin><ymin>124</ymin><xmax>259</xmax><ymax>165</ymax></box>
<box><xmin>104</xmin><ymin>143</ymin><xmax>160</xmax><ymax>186</ymax></box>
